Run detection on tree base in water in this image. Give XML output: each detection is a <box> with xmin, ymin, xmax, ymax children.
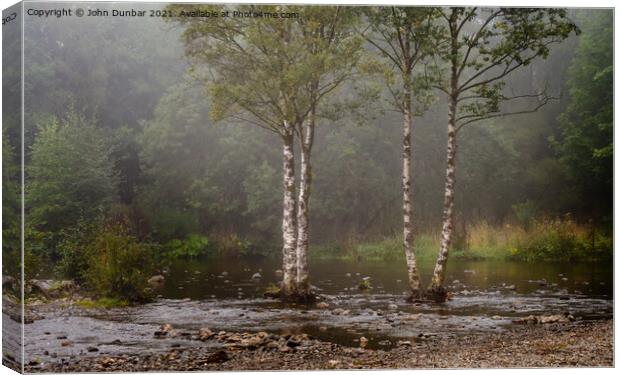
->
<box><xmin>263</xmin><ymin>287</ymin><xmax>318</xmax><ymax>304</ymax></box>
<box><xmin>405</xmin><ymin>291</ymin><xmax>424</xmax><ymax>303</ymax></box>
<box><xmin>426</xmin><ymin>286</ymin><xmax>448</xmax><ymax>303</ymax></box>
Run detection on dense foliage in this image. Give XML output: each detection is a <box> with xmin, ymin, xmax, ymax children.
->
<box><xmin>555</xmin><ymin>11</ymin><xmax>613</xmax><ymax>220</ymax></box>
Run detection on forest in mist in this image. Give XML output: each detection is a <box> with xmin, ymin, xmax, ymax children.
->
<box><xmin>2</xmin><ymin>5</ymin><xmax>612</xmax><ymax>302</ymax></box>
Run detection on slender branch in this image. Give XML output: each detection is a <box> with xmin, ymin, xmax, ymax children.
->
<box><xmin>455</xmin><ymin>94</ymin><xmax>556</xmax><ymax>132</ymax></box>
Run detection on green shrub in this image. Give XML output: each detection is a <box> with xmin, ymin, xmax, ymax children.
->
<box><xmin>163</xmin><ymin>234</ymin><xmax>210</xmax><ymax>259</ymax></box>
<box><xmin>212</xmin><ymin>234</ymin><xmax>253</xmax><ymax>258</ymax></box>
<box><xmin>77</xmin><ymin>297</ymin><xmax>129</xmax><ymax>309</ymax></box>
<box><xmin>85</xmin><ymin>225</ymin><xmax>154</xmax><ymax>302</ymax></box>
<box><xmin>56</xmin><ymin>218</ymin><xmax>102</xmax><ymax>282</ymax></box>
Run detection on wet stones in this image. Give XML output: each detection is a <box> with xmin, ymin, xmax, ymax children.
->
<box><xmin>199</xmin><ymin>328</ymin><xmax>215</xmax><ymax>341</ymax></box>
<box><xmin>514</xmin><ymin>314</ymin><xmax>575</xmax><ymax>325</ymax></box>
<box><xmin>198</xmin><ymin>330</ymin><xmax>316</xmax><ymax>353</ymax></box>
<box><xmin>154</xmin><ymin>324</ymin><xmax>174</xmax><ymax>338</ymax></box>
<box><xmin>332</xmin><ymin>308</ymin><xmax>350</xmax><ymax>316</ymax></box>
<box><xmin>316</xmin><ymin>302</ymin><xmax>330</xmax><ymax>309</ymax></box>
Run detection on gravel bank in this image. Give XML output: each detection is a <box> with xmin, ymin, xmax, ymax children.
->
<box><xmin>30</xmin><ymin>319</ymin><xmax>613</xmax><ymax>372</ymax></box>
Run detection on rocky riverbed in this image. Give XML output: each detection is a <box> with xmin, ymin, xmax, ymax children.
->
<box><xmin>5</xmin><ymin>263</ymin><xmax>614</xmax><ymax>371</ymax></box>
<box><xmin>27</xmin><ymin>319</ymin><xmax>612</xmax><ymax>371</ymax></box>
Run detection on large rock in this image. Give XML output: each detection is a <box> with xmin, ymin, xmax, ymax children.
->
<box><xmin>29</xmin><ymin>279</ymin><xmax>76</xmax><ymax>298</ymax></box>
<box><xmin>147</xmin><ymin>275</ymin><xmax>165</xmax><ymax>287</ymax></box>
<box><xmin>2</xmin><ymin>275</ymin><xmax>16</xmax><ymax>290</ymax></box>
<box><xmin>30</xmin><ymin>280</ymin><xmax>54</xmax><ymax>298</ymax></box>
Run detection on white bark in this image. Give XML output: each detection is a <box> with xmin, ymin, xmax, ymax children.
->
<box><xmin>295</xmin><ymin>118</ymin><xmax>314</xmax><ymax>297</ymax></box>
<box><xmin>429</xmin><ymin>95</ymin><xmax>457</xmax><ymax>297</ymax></box>
<box><xmin>429</xmin><ymin>15</ymin><xmax>459</xmax><ymax>302</ymax></box>
<box><xmin>281</xmin><ymin>127</ymin><xmax>297</xmax><ymax>297</ymax></box>
<box><xmin>402</xmin><ymin>85</ymin><xmax>422</xmax><ymax>299</ymax></box>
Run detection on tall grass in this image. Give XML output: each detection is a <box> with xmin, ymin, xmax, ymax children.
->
<box><xmin>314</xmin><ymin>218</ymin><xmax>612</xmax><ymax>262</ymax></box>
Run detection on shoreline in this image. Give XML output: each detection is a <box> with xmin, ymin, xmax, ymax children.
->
<box><xmin>26</xmin><ymin>319</ymin><xmax>613</xmax><ymax>372</ymax></box>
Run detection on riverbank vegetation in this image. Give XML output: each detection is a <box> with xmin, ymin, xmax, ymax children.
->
<box><xmin>2</xmin><ymin>6</ymin><xmax>612</xmax><ymax>304</ymax></box>
<box><xmin>315</xmin><ymin>217</ymin><xmax>612</xmax><ymax>263</ymax></box>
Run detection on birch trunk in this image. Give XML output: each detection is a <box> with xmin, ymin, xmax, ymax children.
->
<box><xmin>402</xmin><ymin>83</ymin><xmax>422</xmax><ymax>300</ymax></box>
<box><xmin>428</xmin><ymin>94</ymin><xmax>458</xmax><ymax>302</ymax></box>
<box><xmin>295</xmin><ymin>118</ymin><xmax>314</xmax><ymax>299</ymax></box>
<box><xmin>428</xmin><ymin>14</ymin><xmax>459</xmax><ymax>303</ymax></box>
<box><xmin>280</xmin><ymin>128</ymin><xmax>298</xmax><ymax>298</ymax></box>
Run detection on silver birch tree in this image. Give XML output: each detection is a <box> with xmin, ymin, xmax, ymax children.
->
<box><xmin>428</xmin><ymin>7</ymin><xmax>578</xmax><ymax>301</ymax></box>
<box><xmin>363</xmin><ymin>7</ymin><xmax>442</xmax><ymax>299</ymax></box>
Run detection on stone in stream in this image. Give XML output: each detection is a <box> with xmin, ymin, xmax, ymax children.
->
<box><xmin>251</xmin><ymin>273</ymin><xmax>262</xmax><ymax>280</ymax></box>
<box><xmin>275</xmin><ymin>269</ymin><xmax>283</xmax><ymax>277</ymax></box>
<box><xmin>316</xmin><ymin>302</ymin><xmax>330</xmax><ymax>309</ymax></box>
<box><xmin>86</xmin><ymin>346</ymin><xmax>99</xmax><ymax>352</ymax></box>
<box><xmin>199</xmin><ymin>328</ymin><xmax>215</xmax><ymax>341</ymax></box>
<box><xmin>387</xmin><ymin>303</ymin><xmax>398</xmax><ymax>310</ymax></box>
<box><xmin>359</xmin><ymin>336</ymin><xmax>369</xmax><ymax>348</ymax></box>
<box><xmin>147</xmin><ymin>275</ymin><xmax>165</xmax><ymax>287</ymax></box>
<box><xmin>154</xmin><ymin>324</ymin><xmax>174</xmax><ymax>338</ymax></box>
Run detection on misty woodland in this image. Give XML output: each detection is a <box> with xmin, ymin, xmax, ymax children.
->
<box><xmin>2</xmin><ymin>3</ymin><xmax>613</xmax><ymax>372</ymax></box>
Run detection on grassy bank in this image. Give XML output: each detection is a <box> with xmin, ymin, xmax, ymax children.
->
<box><xmin>314</xmin><ymin>219</ymin><xmax>612</xmax><ymax>262</ymax></box>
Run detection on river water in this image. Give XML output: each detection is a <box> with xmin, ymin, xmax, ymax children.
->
<box><xmin>20</xmin><ymin>258</ymin><xmax>613</xmax><ymax>366</ymax></box>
